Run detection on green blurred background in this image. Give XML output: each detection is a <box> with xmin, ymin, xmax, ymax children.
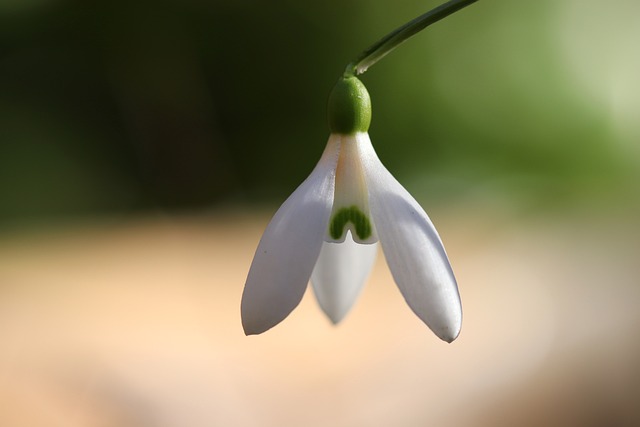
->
<box><xmin>1</xmin><ymin>0</ymin><xmax>638</xmax><ymax>228</ymax></box>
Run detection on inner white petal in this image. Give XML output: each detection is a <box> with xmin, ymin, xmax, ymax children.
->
<box><xmin>312</xmin><ymin>231</ymin><xmax>378</xmax><ymax>324</ymax></box>
<box><xmin>327</xmin><ymin>133</ymin><xmax>378</xmax><ymax>245</ymax></box>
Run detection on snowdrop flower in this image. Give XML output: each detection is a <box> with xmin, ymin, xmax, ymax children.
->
<box><xmin>241</xmin><ymin>0</ymin><xmax>478</xmax><ymax>342</ymax></box>
<box><xmin>241</xmin><ymin>76</ymin><xmax>462</xmax><ymax>342</ymax></box>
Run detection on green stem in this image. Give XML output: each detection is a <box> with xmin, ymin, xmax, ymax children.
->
<box><xmin>344</xmin><ymin>0</ymin><xmax>479</xmax><ymax>76</ymax></box>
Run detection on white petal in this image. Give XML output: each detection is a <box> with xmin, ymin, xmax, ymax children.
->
<box><xmin>358</xmin><ymin>133</ymin><xmax>462</xmax><ymax>342</ymax></box>
<box><xmin>327</xmin><ymin>134</ymin><xmax>377</xmax><ymax>244</ymax></box>
<box><xmin>311</xmin><ymin>231</ymin><xmax>378</xmax><ymax>324</ymax></box>
<box><xmin>241</xmin><ymin>138</ymin><xmax>340</xmax><ymax>335</ymax></box>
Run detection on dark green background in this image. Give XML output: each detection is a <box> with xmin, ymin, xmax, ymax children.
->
<box><xmin>1</xmin><ymin>0</ymin><xmax>637</xmax><ymax>227</ymax></box>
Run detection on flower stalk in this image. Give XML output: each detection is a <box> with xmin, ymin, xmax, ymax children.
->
<box><xmin>344</xmin><ymin>0</ymin><xmax>479</xmax><ymax>76</ymax></box>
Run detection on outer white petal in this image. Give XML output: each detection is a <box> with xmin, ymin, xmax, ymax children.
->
<box><xmin>241</xmin><ymin>138</ymin><xmax>340</xmax><ymax>335</ymax></box>
<box><xmin>358</xmin><ymin>133</ymin><xmax>462</xmax><ymax>342</ymax></box>
<box><xmin>311</xmin><ymin>231</ymin><xmax>378</xmax><ymax>324</ymax></box>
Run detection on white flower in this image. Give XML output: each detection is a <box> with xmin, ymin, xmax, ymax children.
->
<box><xmin>241</xmin><ymin>77</ymin><xmax>462</xmax><ymax>342</ymax></box>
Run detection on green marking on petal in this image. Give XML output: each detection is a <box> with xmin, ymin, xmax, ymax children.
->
<box><xmin>329</xmin><ymin>206</ymin><xmax>372</xmax><ymax>241</ymax></box>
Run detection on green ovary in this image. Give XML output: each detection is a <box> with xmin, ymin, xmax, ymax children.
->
<box><xmin>329</xmin><ymin>206</ymin><xmax>372</xmax><ymax>241</ymax></box>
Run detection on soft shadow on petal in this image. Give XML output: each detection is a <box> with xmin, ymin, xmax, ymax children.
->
<box><xmin>358</xmin><ymin>133</ymin><xmax>462</xmax><ymax>342</ymax></box>
<box><xmin>311</xmin><ymin>232</ymin><xmax>378</xmax><ymax>324</ymax></box>
<box><xmin>241</xmin><ymin>138</ymin><xmax>340</xmax><ymax>335</ymax></box>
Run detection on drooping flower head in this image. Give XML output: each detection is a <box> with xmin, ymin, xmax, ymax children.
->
<box><xmin>241</xmin><ymin>0</ymin><xmax>478</xmax><ymax>342</ymax></box>
<box><xmin>241</xmin><ymin>76</ymin><xmax>462</xmax><ymax>342</ymax></box>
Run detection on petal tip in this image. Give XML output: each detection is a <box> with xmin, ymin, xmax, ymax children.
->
<box><xmin>441</xmin><ymin>330</ymin><xmax>460</xmax><ymax>344</ymax></box>
<box><xmin>240</xmin><ymin>307</ymin><xmax>274</xmax><ymax>336</ymax></box>
<box><xmin>241</xmin><ymin>318</ymin><xmax>273</xmax><ymax>336</ymax></box>
<box><xmin>435</xmin><ymin>322</ymin><xmax>461</xmax><ymax>343</ymax></box>
<box><xmin>325</xmin><ymin>310</ymin><xmax>347</xmax><ymax>326</ymax></box>
<box><xmin>241</xmin><ymin>319</ymin><xmax>262</xmax><ymax>336</ymax></box>
<box><xmin>316</xmin><ymin>298</ymin><xmax>352</xmax><ymax>325</ymax></box>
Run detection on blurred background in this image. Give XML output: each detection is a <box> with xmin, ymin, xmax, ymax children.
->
<box><xmin>0</xmin><ymin>0</ymin><xmax>639</xmax><ymax>425</ymax></box>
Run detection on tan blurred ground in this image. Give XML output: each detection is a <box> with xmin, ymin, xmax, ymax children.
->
<box><xmin>0</xmin><ymin>207</ymin><xmax>638</xmax><ymax>427</ymax></box>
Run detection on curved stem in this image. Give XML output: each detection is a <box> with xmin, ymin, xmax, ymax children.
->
<box><xmin>344</xmin><ymin>0</ymin><xmax>479</xmax><ymax>77</ymax></box>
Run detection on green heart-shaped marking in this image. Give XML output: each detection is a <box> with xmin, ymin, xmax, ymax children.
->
<box><xmin>329</xmin><ymin>206</ymin><xmax>372</xmax><ymax>241</ymax></box>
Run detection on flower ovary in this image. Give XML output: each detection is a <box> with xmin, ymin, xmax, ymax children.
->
<box><xmin>327</xmin><ymin>76</ymin><xmax>371</xmax><ymax>134</ymax></box>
